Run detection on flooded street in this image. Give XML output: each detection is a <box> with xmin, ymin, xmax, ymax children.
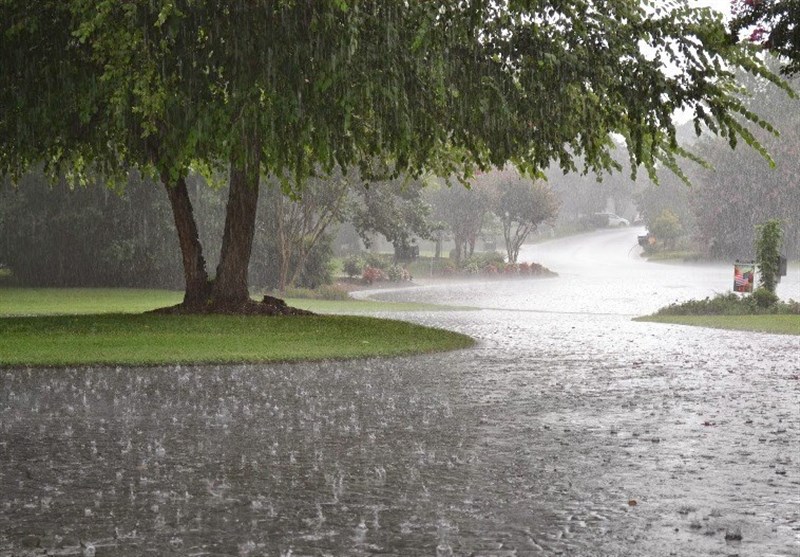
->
<box><xmin>2</xmin><ymin>228</ymin><xmax>799</xmax><ymax>556</ymax></box>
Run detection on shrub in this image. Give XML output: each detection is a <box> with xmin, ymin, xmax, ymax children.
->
<box><xmin>460</xmin><ymin>252</ymin><xmax>505</xmax><ymax>275</ymax></box>
<box><xmin>362</xmin><ymin>266</ymin><xmax>388</xmax><ymax>284</ymax></box>
<box><xmin>268</xmin><ymin>285</ymin><xmax>350</xmax><ymax>300</ymax></box>
<box><xmin>650</xmin><ymin>209</ymin><xmax>683</xmax><ymax>249</ymax></box>
<box><xmin>654</xmin><ymin>291</ymin><xmax>800</xmax><ymax>316</ymax></box>
<box><xmin>317</xmin><ymin>284</ymin><xmax>351</xmax><ymax>300</ymax></box>
<box><xmin>295</xmin><ymin>235</ymin><xmax>335</xmax><ymax>289</ymax></box>
<box><xmin>528</xmin><ymin>262</ymin><xmax>554</xmax><ymax>276</ymax></box>
<box><xmin>343</xmin><ymin>254</ymin><xmax>365</xmax><ymax>278</ymax></box>
<box><xmin>386</xmin><ymin>264</ymin><xmax>411</xmax><ymax>282</ymax></box>
<box><xmin>478</xmin><ymin>252</ymin><xmax>506</xmax><ymax>269</ymax></box>
<box><xmin>751</xmin><ymin>287</ymin><xmax>779</xmax><ymax>309</ymax></box>
<box><xmin>365</xmin><ymin>253</ymin><xmax>392</xmax><ymax>270</ymax></box>
<box><xmin>462</xmin><ymin>259</ymin><xmax>481</xmax><ymax>275</ymax></box>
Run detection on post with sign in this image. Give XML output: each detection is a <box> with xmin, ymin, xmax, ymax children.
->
<box><xmin>734</xmin><ymin>260</ymin><xmax>755</xmax><ymax>293</ymax></box>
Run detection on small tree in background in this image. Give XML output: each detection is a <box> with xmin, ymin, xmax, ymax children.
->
<box><xmin>492</xmin><ymin>170</ymin><xmax>560</xmax><ymax>264</ymax></box>
<box><xmin>755</xmin><ymin>219</ymin><xmax>783</xmax><ymax>295</ymax></box>
<box><xmin>650</xmin><ymin>209</ymin><xmax>684</xmax><ymax>250</ymax></box>
<box><xmin>427</xmin><ymin>179</ymin><xmax>495</xmax><ymax>265</ymax></box>
<box><xmin>350</xmin><ymin>176</ymin><xmax>432</xmax><ymax>260</ymax></box>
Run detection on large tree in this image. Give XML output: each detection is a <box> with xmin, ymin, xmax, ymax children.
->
<box><xmin>1</xmin><ymin>1</ymin><xmax>787</xmax><ymax>313</ymax></box>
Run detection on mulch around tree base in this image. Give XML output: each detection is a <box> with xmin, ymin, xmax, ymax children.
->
<box><xmin>148</xmin><ymin>295</ymin><xmax>315</xmax><ymax>316</ymax></box>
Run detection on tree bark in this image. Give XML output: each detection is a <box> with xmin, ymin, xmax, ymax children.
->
<box><xmin>212</xmin><ymin>134</ymin><xmax>261</xmax><ymax>307</ymax></box>
<box><xmin>162</xmin><ymin>173</ymin><xmax>211</xmax><ymax>308</ymax></box>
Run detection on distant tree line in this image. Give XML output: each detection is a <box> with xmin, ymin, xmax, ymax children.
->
<box><xmin>0</xmin><ymin>170</ymin><xmax>183</xmax><ymax>288</ymax></box>
<box><xmin>636</xmin><ymin>59</ymin><xmax>800</xmax><ymax>260</ymax></box>
<box><xmin>0</xmin><ymin>166</ymin><xmax>559</xmax><ymax>289</ymax></box>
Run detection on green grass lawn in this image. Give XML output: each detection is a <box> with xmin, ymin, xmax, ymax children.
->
<box><xmin>0</xmin><ymin>287</ymin><xmax>471</xmax><ymax>316</ymax></box>
<box><xmin>636</xmin><ymin>314</ymin><xmax>800</xmax><ymax>335</ymax></box>
<box><xmin>0</xmin><ymin>288</ymin><xmax>185</xmax><ymax>315</ymax></box>
<box><xmin>0</xmin><ymin>288</ymin><xmax>475</xmax><ymax>367</ymax></box>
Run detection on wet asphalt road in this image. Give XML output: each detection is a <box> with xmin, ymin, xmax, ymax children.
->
<box><xmin>2</xmin><ymin>228</ymin><xmax>799</xmax><ymax>556</ymax></box>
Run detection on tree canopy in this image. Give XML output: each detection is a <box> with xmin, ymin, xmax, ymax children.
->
<box><xmin>731</xmin><ymin>0</ymin><xmax>800</xmax><ymax>75</ymax></box>
<box><xmin>0</xmin><ymin>1</ymin><xmax>787</xmax><ymax>311</ymax></box>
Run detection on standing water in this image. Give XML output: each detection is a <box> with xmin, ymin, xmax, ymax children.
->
<box><xmin>2</xmin><ymin>227</ymin><xmax>799</xmax><ymax>556</ymax></box>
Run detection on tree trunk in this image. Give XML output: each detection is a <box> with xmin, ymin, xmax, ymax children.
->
<box><xmin>453</xmin><ymin>233</ymin><xmax>463</xmax><ymax>265</ymax></box>
<box><xmin>149</xmin><ymin>135</ymin><xmax>311</xmax><ymax>316</ymax></box>
<box><xmin>503</xmin><ymin>220</ymin><xmax>514</xmax><ymax>264</ymax></box>
<box><xmin>275</xmin><ymin>193</ymin><xmax>292</xmax><ymax>292</ymax></box>
<box><xmin>162</xmin><ymin>173</ymin><xmax>211</xmax><ymax>308</ymax></box>
<box><xmin>212</xmin><ymin>136</ymin><xmax>261</xmax><ymax>307</ymax></box>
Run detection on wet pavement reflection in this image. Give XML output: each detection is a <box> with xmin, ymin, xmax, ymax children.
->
<box><xmin>2</xmin><ymin>228</ymin><xmax>799</xmax><ymax>556</ymax></box>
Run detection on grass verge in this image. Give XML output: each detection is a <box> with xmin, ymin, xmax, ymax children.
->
<box><xmin>0</xmin><ymin>287</ymin><xmax>473</xmax><ymax>316</ymax></box>
<box><xmin>0</xmin><ymin>288</ymin><xmax>185</xmax><ymax>316</ymax></box>
<box><xmin>0</xmin><ymin>313</ymin><xmax>475</xmax><ymax>367</ymax></box>
<box><xmin>635</xmin><ymin>314</ymin><xmax>800</xmax><ymax>336</ymax></box>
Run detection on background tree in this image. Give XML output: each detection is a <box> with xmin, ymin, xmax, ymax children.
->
<box><xmin>687</xmin><ymin>61</ymin><xmax>800</xmax><ymax>259</ymax></box>
<box><xmin>755</xmin><ymin>219</ymin><xmax>784</xmax><ymax>294</ymax></box>
<box><xmin>252</xmin><ymin>173</ymin><xmax>350</xmax><ymax>292</ymax></box>
<box><xmin>731</xmin><ymin>0</ymin><xmax>800</xmax><ymax>75</ymax></box>
<box><xmin>0</xmin><ymin>171</ymin><xmax>182</xmax><ymax>287</ymax></box>
<box><xmin>1</xmin><ymin>1</ymin><xmax>789</xmax><ymax>313</ymax></box>
<box><xmin>490</xmin><ymin>169</ymin><xmax>560</xmax><ymax>264</ymax></box>
<box><xmin>427</xmin><ymin>179</ymin><xmax>495</xmax><ymax>264</ymax></box>
<box><xmin>350</xmin><ymin>175</ymin><xmax>432</xmax><ymax>259</ymax></box>
<box><xmin>634</xmin><ymin>139</ymin><xmax>697</xmax><ymax>247</ymax></box>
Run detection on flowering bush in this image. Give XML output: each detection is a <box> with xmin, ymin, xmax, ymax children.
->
<box><xmin>386</xmin><ymin>264</ymin><xmax>412</xmax><ymax>282</ymax></box>
<box><xmin>361</xmin><ymin>266</ymin><xmax>389</xmax><ymax>284</ymax></box>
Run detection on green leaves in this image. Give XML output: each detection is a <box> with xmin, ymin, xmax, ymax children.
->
<box><xmin>1</xmin><ymin>0</ymin><xmax>791</xmax><ymax>195</ymax></box>
<box><xmin>755</xmin><ymin>219</ymin><xmax>784</xmax><ymax>294</ymax></box>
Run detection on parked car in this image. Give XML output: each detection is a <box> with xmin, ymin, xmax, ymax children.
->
<box><xmin>594</xmin><ymin>212</ymin><xmax>630</xmax><ymax>227</ymax></box>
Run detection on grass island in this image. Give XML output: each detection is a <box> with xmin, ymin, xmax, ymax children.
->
<box><xmin>0</xmin><ymin>288</ymin><xmax>475</xmax><ymax>367</ymax></box>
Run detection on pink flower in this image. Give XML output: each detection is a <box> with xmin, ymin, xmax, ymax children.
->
<box><xmin>749</xmin><ymin>27</ymin><xmax>766</xmax><ymax>42</ymax></box>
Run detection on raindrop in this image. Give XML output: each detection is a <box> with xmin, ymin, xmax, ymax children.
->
<box><xmin>353</xmin><ymin>519</ymin><xmax>368</xmax><ymax>545</ymax></box>
<box><xmin>436</xmin><ymin>520</ymin><xmax>454</xmax><ymax>557</ymax></box>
